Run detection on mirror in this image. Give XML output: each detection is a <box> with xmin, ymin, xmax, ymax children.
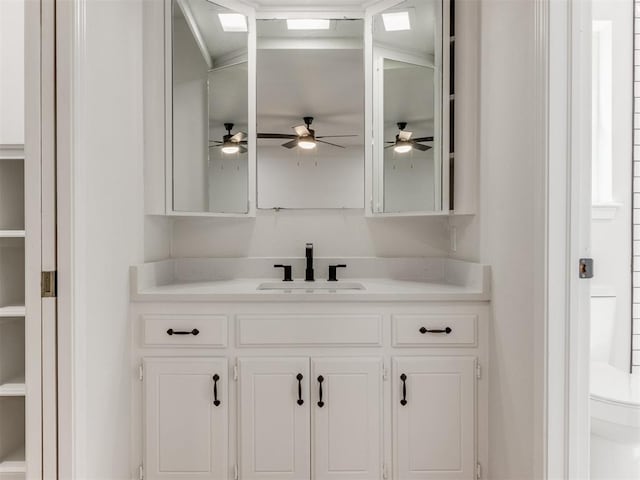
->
<box><xmin>171</xmin><ymin>0</ymin><xmax>249</xmax><ymax>214</ymax></box>
<box><xmin>256</xmin><ymin>19</ymin><xmax>365</xmax><ymax>209</ymax></box>
<box><xmin>372</xmin><ymin>0</ymin><xmax>446</xmax><ymax>214</ymax></box>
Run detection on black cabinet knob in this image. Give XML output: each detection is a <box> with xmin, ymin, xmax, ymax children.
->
<box><xmin>212</xmin><ymin>374</ymin><xmax>221</xmax><ymax>406</ymax></box>
<box><xmin>419</xmin><ymin>327</ymin><xmax>452</xmax><ymax>335</ymax></box>
<box><xmin>296</xmin><ymin>373</ymin><xmax>304</xmax><ymax>405</ymax></box>
<box><xmin>317</xmin><ymin>375</ymin><xmax>324</xmax><ymax>408</ymax></box>
<box><xmin>400</xmin><ymin>374</ymin><xmax>407</xmax><ymax>406</ymax></box>
<box><xmin>166</xmin><ymin>328</ymin><xmax>199</xmax><ymax>336</ymax></box>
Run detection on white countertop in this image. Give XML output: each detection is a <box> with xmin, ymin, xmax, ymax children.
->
<box><xmin>131</xmin><ymin>257</ymin><xmax>491</xmax><ymax>303</ymax></box>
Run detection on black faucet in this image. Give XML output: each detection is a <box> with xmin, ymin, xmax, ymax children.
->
<box><xmin>305</xmin><ymin>243</ymin><xmax>314</xmax><ymax>281</ymax></box>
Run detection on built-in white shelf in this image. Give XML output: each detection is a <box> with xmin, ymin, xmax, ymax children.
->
<box><xmin>0</xmin><ymin>145</ymin><xmax>24</xmax><ymax>162</ymax></box>
<box><xmin>0</xmin><ymin>446</ymin><xmax>26</xmax><ymax>474</ymax></box>
<box><xmin>0</xmin><ymin>231</ymin><xmax>24</xmax><ymax>239</ymax></box>
<box><xmin>0</xmin><ymin>306</ymin><xmax>25</xmax><ymax>318</ymax></box>
<box><xmin>0</xmin><ymin>376</ymin><xmax>25</xmax><ymax>397</ymax></box>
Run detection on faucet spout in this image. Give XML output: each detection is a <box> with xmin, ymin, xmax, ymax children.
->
<box><xmin>305</xmin><ymin>243</ymin><xmax>314</xmax><ymax>282</ymax></box>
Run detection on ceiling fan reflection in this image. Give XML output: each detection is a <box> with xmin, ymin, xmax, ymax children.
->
<box><xmin>257</xmin><ymin>116</ymin><xmax>357</xmax><ymax>150</ymax></box>
<box><xmin>385</xmin><ymin>122</ymin><xmax>433</xmax><ymax>154</ymax></box>
<box><xmin>210</xmin><ymin>123</ymin><xmax>248</xmax><ymax>155</ymax></box>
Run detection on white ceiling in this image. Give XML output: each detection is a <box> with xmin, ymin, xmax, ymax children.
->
<box><xmin>252</xmin><ymin>0</ymin><xmax>366</xmax><ymax>8</ymax></box>
<box><xmin>178</xmin><ymin>0</ymin><xmax>248</xmax><ymax>62</ymax></box>
<box><xmin>256</xmin><ymin>48</ymin><xmax>365</xmax><ymax>146</ymax></box>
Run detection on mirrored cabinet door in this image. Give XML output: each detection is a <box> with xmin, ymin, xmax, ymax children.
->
<box><xmin>370</xmin><ymin>0</ymin><xmax>450</xmax><ymax>215</ymax></box>
<box><xmin>169</xmin><ymin>0</ymin><xmax>253</xmax><ymax>215</ymax></box>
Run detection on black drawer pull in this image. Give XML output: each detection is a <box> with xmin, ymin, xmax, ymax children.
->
<box><xmin>419</xmin><ymin>326</ymin><xmax>452</xmax><ymax>335</ymax></box>
<box><xmin>212</xmin><ymin>374</ymin><xmax>221</xmax><ymax>406</ymax></box>
<box><xmin>166</xmin><ymin>328</ymin><xmax>200</xmax><ymax>336</ymax></box>
<box><xmin>297</xmin><ymin>373</ymin><xmax>304</xmax><ymax>406</ymax></box>
<box><xmin>400</xmin><ymin>373</ymin><xmax>407</xmax><ymax>406</ymax></box>
<box><xmin>317</xmin><ymin>375</ymin><xmax>324</xmax><ymax>408</ymax></box>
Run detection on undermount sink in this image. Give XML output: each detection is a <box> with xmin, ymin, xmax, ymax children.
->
<box><xmin>257</xmin><ymin>281</ymin><xmax>365</xmax><ymax>291</ymax></box>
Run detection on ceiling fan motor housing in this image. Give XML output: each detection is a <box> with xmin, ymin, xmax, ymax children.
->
<box><xmin>303</xmin><ymin>128</ymin><xmax>316</xmax><ymax>141</ymax></box>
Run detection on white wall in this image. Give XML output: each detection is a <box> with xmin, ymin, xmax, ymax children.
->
<box><xmin>171</xmin><ymin>209</ymin><xmax>450</xmax><ymax>257</ymax></box>
<box><xmin>0</xmin><ymin>0</ymin><xmax>24</xmax><ymax>146</ymax></box>
<box><xmin>383</xmin><ymin>153</ymin><xmax>435</xmax><ymax>212</ymax></box>
<box><xmin>71</xmin><ymin>1</ymin><xmax>145</xmax><ymax>478</ymax></box>
<box><xmin>591</xmin><ymin>0</ymin><xmax>633</xmax><ymax>372</ymax></box>
<box><xmin>257</xmin><ymin>146</ymin><xmax>365</xmax><ymax>210</ymax></box>
<box><xmin>458</xmin><ymin>0</ymin><xmax>542</xmax><ymax>479</ymax></box>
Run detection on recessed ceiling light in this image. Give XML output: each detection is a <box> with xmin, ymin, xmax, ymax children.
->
<box><xmin>286</xmin><ymin>19</ymin><xmax>331</xmax><ymax>30</ymax></box>
<box><xmin>382</xmin><ymin>11</ymin><xmax>411</xmax><ymax>32</ymax></box>
<box><xmin>218</xmin><ymin>13</ymin><xmax>247</xmax><ymax>32</ymax></box>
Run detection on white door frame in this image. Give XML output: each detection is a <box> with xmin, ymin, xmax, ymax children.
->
<box><xmin>543</xmin><ymin>0</ymin><xmax>592</xmax><ymax>478</ymax></box>
<box><xmin>25</xmin><ymin>0</ymin><xmax>58</xmax><ymax>478</ymax></box>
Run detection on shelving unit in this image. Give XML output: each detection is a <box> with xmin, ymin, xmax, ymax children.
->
<box><xmin>0</xmin><ymin>1</ymin><xmax>27</xmax><ymax>477</ymax></box>
<box><xmin>0</xmin><ymin>445</ymin><xmax>26</xmax><ymax>476</ymax></box>
<box><xmin>0</xmin><ymin>397</ymin><xmax>26</xmax><ymax>478</ymax></box>
<box><xmin>0</xmin><ymin>176</ymin><xmax>26</xmax><ymax>480</ymax></box>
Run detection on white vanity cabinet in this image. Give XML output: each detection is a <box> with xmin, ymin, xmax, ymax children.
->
<box><xmin>133</xmin><ymin>301</ymin><xmax>489</xmax><ymax>480</ymax></box>
<box><xmin>238</xmin><ymin>357</ymin><xmax>310</xmax><ymax>480</ymax></box>
<box><xmin>393</xmin><ymin>357</ymin><xmax>476</xmax><ymax>480</ymax></box>
<box><xmin>311</xmin><ymin>357</ymin><xmax>382</xmax><ymax>480</ymax></box>
<box><xmin>143</xmin><ymin>358</ymin><xmax>228</xmax><ymax>480</ymax></box>
<box><xmin>237</xmin><ymin>357</ymin><xmax>382</xmax><ymax>480</ymax></box>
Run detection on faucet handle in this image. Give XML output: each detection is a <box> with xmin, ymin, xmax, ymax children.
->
<box><xmin>274</xmin><ymin>264</ymin><xmax>293</xmax><ymax>282</ymax></box>
<box><xmin>328</xmin><ymin>264</ymin><xmax>347</xmax><ymax>282</ymax></box>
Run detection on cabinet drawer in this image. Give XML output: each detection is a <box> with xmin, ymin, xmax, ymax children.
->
<box><xmin>142</xmin><ymin>315</ymin><xmax>227</xmax><ymax>347</ymax></box>
<box><xmin>392</xmin><ymin>314</ymin><xmax>477</xmax><ymax>346</ymax></box>
<box><xmin>237</xmin><ymin>314</ymin><xmax>382</xmax><ymax>346</ymax></box>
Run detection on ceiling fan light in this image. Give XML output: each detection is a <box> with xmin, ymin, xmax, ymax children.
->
<box><xmin>298</xmin><ymin>137</ymin><xmax>317</xmax><ymax>149</ymax></box>
<box><xmin>286</xmin><ymin>19</ymin><xmax>331</xmax><ymax>30</ymax></box>
<box><xmin>394</xmin><ymin>141</ymin><xmax>413</xmax><ymax>154</ymax></box>
<box><xmin>382</xmin><ymin>11</ymin><xmax>411</xmax><ymax>32</ymax></box>
<box><xmin>221</xmin><ymin>142</ymin><xmax>240</xmax><ymax>154</ymax></box>
<box><xmin>218</xmin><ymin>13</ymin><xmax>248</xmax><ymax>32</ymax></box>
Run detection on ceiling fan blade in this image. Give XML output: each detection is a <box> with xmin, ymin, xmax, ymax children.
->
<box><xmin>282</xmin><ymin>139</ymin><xmax>299</xmax><ymax>149</ymax></box>
<box><xmin>258</xmin><ymin>133</ymin><xmax>297</xmax><ymax>139</ymax></box>
<box><xmin>293</xmin><ymin>124</ymin><xmax>311</xmax><ymax>137</ymax></box>
<box><xmin>385</xmin><ymin>141</ymin><xmax>396</xmax><ymax>144</ymax></box>
<box><xmin>209</xmin><ymin>141</ymin><xmax>223</xmax><ymax>145</ymax></box>
<box><xmin>412</xmin><ymin>136</ymin><xmax>433</xmax><ymax>142</ymax></box>
<box><xmin>413</xmin><ymin>143</ymin><xmax>432</xmax><ymax>152</ymax></box>
<box><xmin>316</xmin><ymin>135</ymin><xmax>358</xmax><ymax>139</ymax></box>
<box><xmin>230</xmin><ymin>132</ymin><xmax>248</xmax><ymax>142</ymax></box>
<box><xmin>317</xmin><ymin>139</ymin><xmax>345</xmax><ymax>149</ymax></box>
<box><xmin>398</xmin><ymin>131</ymin><xmax>413</xmax><ymax>141</ymax></box>
<box><xmin>240</xmin><ymin>146</ymin><xmax>248</xmax><ymax>154</ymax></box>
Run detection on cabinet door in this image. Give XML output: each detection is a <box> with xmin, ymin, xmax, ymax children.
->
<box><xmin>144</xmin><ymin>358</ymin><xmax>228</xmax><ymax>480</ymax></box>
<box><xmin>393</xmin><ymin>357</ymin><xmax>475</xmax><ymax>480</ymax></box>
<box><xmin>311</xmin><ymin>358</ymin><xmax>382</xmax><ymax>480</ymax></box>
<box><xmin>239</xmin><ymin>358</ymin><xmax>310</xmax><ymax>480</ymax></box>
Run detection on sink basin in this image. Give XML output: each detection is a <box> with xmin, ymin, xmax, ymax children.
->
<box><xmin>257</xmin><ymin>281</ymin><xmax>365</xmax><ymax>291</ymax></box>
